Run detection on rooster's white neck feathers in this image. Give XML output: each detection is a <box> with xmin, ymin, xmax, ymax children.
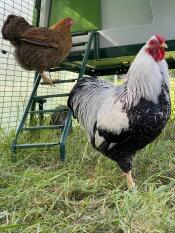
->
<box><xmin>126</xmin><ymin>45</ymin><xmax>169</xmax><ymax>108</ymax></box>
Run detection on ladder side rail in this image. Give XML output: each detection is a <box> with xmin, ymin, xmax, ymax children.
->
<box><xmin>59</xmin><ymin>31</ymin><xmax>96</xmax><ymax>160</ymax></box>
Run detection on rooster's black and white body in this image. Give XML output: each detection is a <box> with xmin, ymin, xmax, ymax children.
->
<box><xmin>68</xmin><ymin>35</ymin><xmax>171</xmax><ymax>188</ymax></box>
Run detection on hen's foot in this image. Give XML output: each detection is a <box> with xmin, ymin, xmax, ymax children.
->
<box><xmin>40</xmin><ymin>73</ymin><xmax>55</xmax><ymax>86</ymax></box>
<box><xmin>124</xmin><ymin>170</ymin><xmax>136</xmax><ymax>189</ymax></box>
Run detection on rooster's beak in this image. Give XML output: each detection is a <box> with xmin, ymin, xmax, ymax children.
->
<box><xmin>161</xmin><ymin>43</ymin><xmax>168</xmax><ymax>49</ymax></box>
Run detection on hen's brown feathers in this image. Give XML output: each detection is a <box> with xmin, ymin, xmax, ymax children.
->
<box><xmin>2</xmin><ymin>14</ymin><xmax>73</xmax><ymax>73</ymax></box>
<box><xmin>20</xmin><ymin>28</ymin><xmax>61</xmax><ymax>48</ymax></box>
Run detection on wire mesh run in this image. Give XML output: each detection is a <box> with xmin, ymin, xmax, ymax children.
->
<box><xmin>0</xmin><ymin>0</ymin><xmax>37</xmax><ymax>131</ymax></box>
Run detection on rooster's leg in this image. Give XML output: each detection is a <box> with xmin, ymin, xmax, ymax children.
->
<box><xmin>124</xmin><ymin>170</ymin><xmax>135</xmax><ymax>189</ymax></box>
<box><xmin>40</xmin><ymin>72</ymin><xmax>54</xmax><ymax>86</ymax></box>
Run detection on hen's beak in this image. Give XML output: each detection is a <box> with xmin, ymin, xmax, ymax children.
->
<box><xmin>50</xmin><ymin>23</ymin><xmax>58</xmax><ymax>30</ymax></box>
<box><xmin>161</xmin><ymin>43</ymin><xmax>168</xmax><ymax>49</ymax></box>
<box><xmin>68</xmin><ymin>20</ymin><xmax>74</xmax><ymax>26</ymax></box>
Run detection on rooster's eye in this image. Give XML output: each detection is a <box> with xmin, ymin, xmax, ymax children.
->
<box><xmin>149</xmin><ymin>40</ymin><xmax>158</xmax><ymax>47</ymax></box>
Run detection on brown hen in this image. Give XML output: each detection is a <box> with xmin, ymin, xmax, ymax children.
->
<box><xmin>1</xmin><ymin>15</ymin><xmax>73</xmax><ymax>85</ymax></box>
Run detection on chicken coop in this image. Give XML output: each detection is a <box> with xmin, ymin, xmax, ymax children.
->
<box><xmin>1</xmin><ymin>0</ymin><xmax>175</xmax><ymax>159</ymax></box>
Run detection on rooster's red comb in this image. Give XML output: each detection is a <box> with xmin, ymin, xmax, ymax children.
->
<box><xmin>155</xmin><ymin>34</ymin><xmax>166</xmax><ymax>44</ymax></box>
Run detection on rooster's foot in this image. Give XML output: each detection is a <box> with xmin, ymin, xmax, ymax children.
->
<box><xmin>124</xmin><ymin>170</ymin><xmax>136</xmax><ymax>189</ymax></box>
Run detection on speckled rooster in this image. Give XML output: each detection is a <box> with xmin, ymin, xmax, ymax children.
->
<box><xmin>68</xmin><ymin>35</ymin><xmax>171</xmax><ymax>189</ymax></box>
<box><xmin>1</xmin><ymin>15</ymin><xmax>73</xmax><ymax>85</ymax></box>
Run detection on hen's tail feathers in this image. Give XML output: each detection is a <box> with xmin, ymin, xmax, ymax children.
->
<box><xmin>1</xmin><ymin>15</ymin><xmax>16</xmax><ymax>40</ymax></box>
<box><xmin>1</xmin><ymin>14</ymin><xmax>30</xmax><ymax>43</ymax></box>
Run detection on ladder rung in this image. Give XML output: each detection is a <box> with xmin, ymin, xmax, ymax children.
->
<box><xmin>15</xmin><ymin>142</ymin><xmax>59</xmax><ymax>148</ymax></box>
<box><xmin>22</xmin><ymin>125</ymin><xmax>63</xmax><ymax>131</ymax></box>
<box><xmin>34</xmin><ymin>93</ymin><xmax>69</xmax><ymax>99</ymax></box>
<box><xmin>72</xmin><ymin>42</ymin><xmax>87</xmax><ymax>47</ymax></box>
<box><xmin>40</xmin><ymin>77</ymin><xmax>77</xmax><ymax>83</ymax></box>
<box><xmin>29</xmin><ymin>108</ymin><xmax>68</xmax><ymax>114</ymax></box>
<box><xmin>51</xmin><ymin>79</ymin><xmax>77</xmax><ymax>84</ymax></box>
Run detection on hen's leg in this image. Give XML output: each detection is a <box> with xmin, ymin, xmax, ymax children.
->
<box><xmin>40</xmin><ymin>72</ymin><xmax>54</xmax><ymax>86</ymax></box>
<box><xmin>124</xmin><ymin>170</ymin><xmax>135</xmax><ymax>189</ymax></box>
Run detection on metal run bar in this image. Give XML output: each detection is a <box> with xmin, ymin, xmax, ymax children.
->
<box><xmin>94</xmin><ymin>31</ymin><xmax>100</xmax><ymax>59</ymax></box>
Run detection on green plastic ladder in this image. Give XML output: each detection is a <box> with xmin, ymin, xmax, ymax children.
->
<box><xmin>11</xmin><ymin>31</ymin><xmax>98</xmax><ymax>160</ymax></box>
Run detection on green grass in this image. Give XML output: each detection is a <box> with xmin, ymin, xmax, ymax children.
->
<box><xmin>0</xmin><ymin>119</ymin><xmax>175</xmax><ymax>233</ymax></box>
